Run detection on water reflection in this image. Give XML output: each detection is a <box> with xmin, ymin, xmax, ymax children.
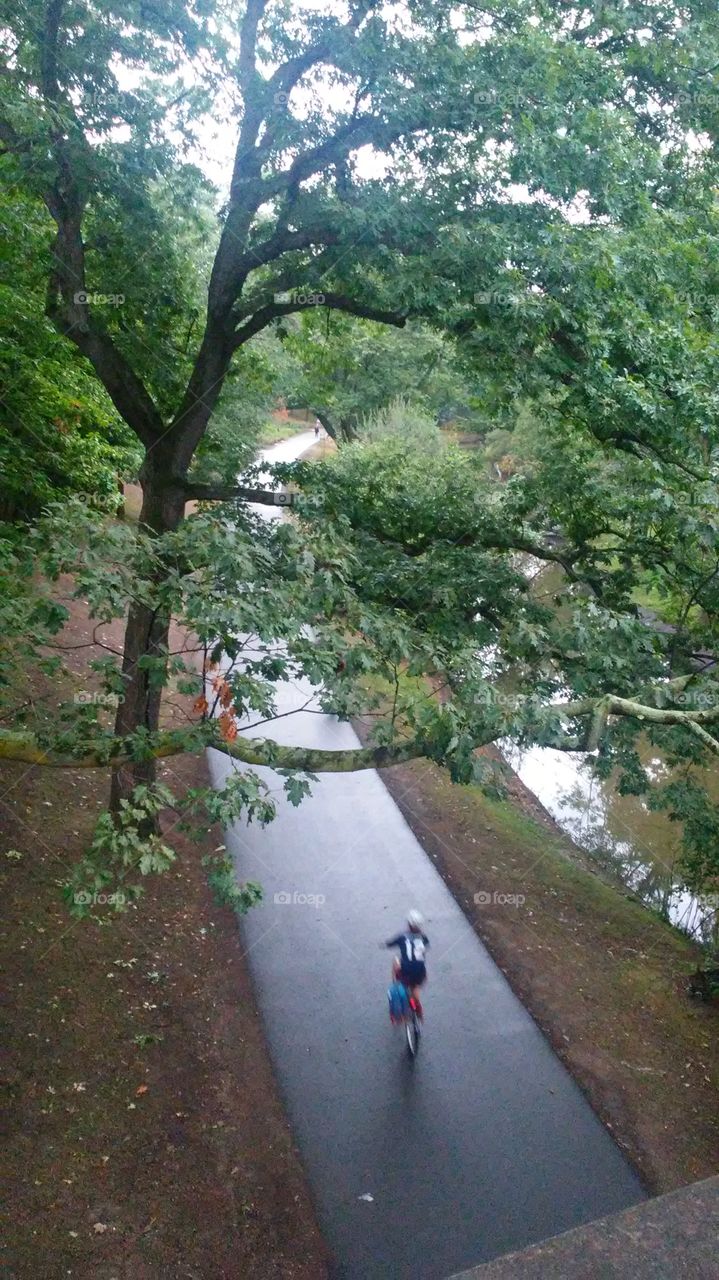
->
<box><xmin>503</xmin><ymin>741</ymin><xmax>717</xmax><ymax>945</ymax></box>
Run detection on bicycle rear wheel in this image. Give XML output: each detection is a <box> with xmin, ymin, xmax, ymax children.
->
<box><xmin>405</xmin><ymin>1009</ymin><xmax>421</xmax><ymax>1057</ymax></box>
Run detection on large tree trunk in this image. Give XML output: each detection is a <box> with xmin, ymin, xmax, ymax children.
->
<box><xmin>109</xmin><ymin>457</ymin><xmax>187</xmax><ymax>813</ymax></box>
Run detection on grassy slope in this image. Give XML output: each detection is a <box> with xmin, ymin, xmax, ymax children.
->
<box><xmin>372</xmin><ymin>746</ymin><xmax>719</xmax><ymax>1193</ymax></box>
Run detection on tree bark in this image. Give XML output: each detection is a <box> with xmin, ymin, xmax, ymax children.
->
<box><xmin>109</xmin><ymin>455</ymin><xmax>187</xmax><ymax>813</ymax></box>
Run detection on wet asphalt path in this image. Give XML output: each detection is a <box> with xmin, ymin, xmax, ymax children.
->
<box><xmin>207</xmin><ymin>432</ymin><xmax>646</xmax><ymax>1279</ymax></box>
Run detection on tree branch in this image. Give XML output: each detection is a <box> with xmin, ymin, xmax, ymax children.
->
<box><xmin>4</xmin><ymin>680</ymin><xmax>719</xmax><ymax>773</ymax></box>
<box><xmin>184</xmin><ymin>482</ymin><xmax>297</xmax><ymax>506</ymax></box>
<box><xmin>0</xmin><ymin>727</ymin><xmax>422</xmax><ymax>772</ymax></box>
<box><xmin>232</xmin><ymin>292</ymin><xmax>407</xmax><ymax>349</ymax></box>
<box><xmin>261</xmin><ymin>113</ymin><xmax>422</xmax><ymax>203</ymax></box>
<box><xmin>46</xmin><ymin>300</ymin><xmax>165</xmax><ymax>448</ymax></box>
<box><xmin>550</xmin><ymin>693</ymin><xmax>719</xmax><ymax>755</ymax></box>
<box><xmin>30</xmin><ymin>0</ymin><xmax>165</xmax><ymax>448</ymax></box>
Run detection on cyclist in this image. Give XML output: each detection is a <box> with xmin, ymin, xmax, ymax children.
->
<box><xmin>385</xmin><ymin>909</ymin><xmax>429</xmax><ymax>1019</ymax></box>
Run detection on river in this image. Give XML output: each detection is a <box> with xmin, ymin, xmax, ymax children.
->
<box><xmin>503</xmin><ymin>739</ymin><xmax>718</xmax><ymax>942</ymax></box>
<box><xmin>500</xmin><ymin>563</ymin><xmax>717</xmax><ymax>946</ymax></box>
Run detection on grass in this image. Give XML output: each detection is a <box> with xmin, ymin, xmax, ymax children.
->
<box><xmin>256</xmin><ymin>417</ymin><xmax>312</xmax><ymax>445</ymax></box>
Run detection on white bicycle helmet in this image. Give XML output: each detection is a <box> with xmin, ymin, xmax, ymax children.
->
<box><xmin>407</xmin><ymin>908</ymin><xmax>424</xmax><ymax>929</ymax></box>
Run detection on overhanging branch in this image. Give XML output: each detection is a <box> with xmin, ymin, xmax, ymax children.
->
<box><xmin>550</xmin><ymin>693</ymin><xmax>719</xmax><ymax>755</ymax></box>
<box><xmin>0</xmin><ymin>728</ymin><xmax>422</xmax><ymax>772</ymax></box>
<box><xmin>184</xmin><ymin>482</ymin><xmax>297</xmax><ymax>506</ymax></box>
<box><xmin>2</xmin><ymin>681</ymin><xmax>719</xmax><ymax>772</ymax></box>
<box><xmin>232</xmin><ymin>292</ymin><xmax>407</xmax><ymax>349</ymax></box>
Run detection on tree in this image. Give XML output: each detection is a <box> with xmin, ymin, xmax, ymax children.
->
<box><xmin>277</xmin><ymin>310</ymin><xmax>477</xmax><ymax>441</ymax></box>
<box><xmin>2</xmin><ymin>0</ymin><xmax>719</xmax><ymax>904</ymax></box>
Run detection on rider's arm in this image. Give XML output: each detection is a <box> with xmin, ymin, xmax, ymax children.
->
<box><xmin>385</xmin><ymin>934</ymin><xmax>404</xmax><ymax>948</ymax></box>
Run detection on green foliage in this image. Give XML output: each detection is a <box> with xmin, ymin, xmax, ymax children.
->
<box><xmin>358</xmin><ymin>399</ymin><xmax>444</xmax><ymax>453</ymax></box>
<box><xmin>63</xmin><ymin>771</ymin><xmax>270</xmax><ymax>918</ymax></box>
<box><xmin>2</xmin><ymin>0</ymin><xmax>719</xmax><ymax>918</ymax></box>
<box><xmin>649</xmin><ymin>778</ymin><xmax>719</xmax><ymax>897</ymax></box>
<box><xmin>280</xmin><ymin>314</ymin><xmax>479</xmax><ymax>440</ymax></box>
<box><xmin>184</xmin><ymin>772</ymin><xmax>276</xmax><ymax>830</ymax></box>
<box><xmin>0</xmin><ymin>188</ymin><xmax>140</xmax><ymax>521</ymax></box>
<box><xmin>202</xmin><ymin>849</ymin><xmax>263</xmax><ymax>915</ymax></box>
<box><xmin>64</xmin><ymin>784</ymin><xmax>176</xmax><ymax>918</ymax></box>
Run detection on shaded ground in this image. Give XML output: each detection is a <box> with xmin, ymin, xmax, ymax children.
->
<box><xmin>1</xmin><ymin>590</ymin><xmax>327</xmax><ymax>1279</ymax></box>
<box><xmin>360</xmin><ymin>738</ymin><xmax>719</xmax><ymax>1194</ymax></box>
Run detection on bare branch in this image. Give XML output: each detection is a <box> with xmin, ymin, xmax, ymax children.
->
<box><xmin>551</xmin><ymin>692</ymin><xmax>719</xmax><ymax>755</ymax></box>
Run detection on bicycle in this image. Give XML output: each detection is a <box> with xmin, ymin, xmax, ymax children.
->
<box><xmin>389</xmin><ymin>977</ymin><xmax>423</xmax><ymax>1057</ymax></box>
<box><xmin>403</xmin><ymin>983</ymin><xmax>422</xmax><ymax>1058</ymax></box>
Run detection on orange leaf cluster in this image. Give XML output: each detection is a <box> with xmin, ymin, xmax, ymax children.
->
<box><xmin>218</xmin><ymin>711</ymin><xmax>238</xmax><ymax>742</ymax></box>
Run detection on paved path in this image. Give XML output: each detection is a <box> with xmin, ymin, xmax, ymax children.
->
<box><xmin>207</xmin><ymin>432</ymin><xmax>645</xmax><ymax>1279</ymax></box>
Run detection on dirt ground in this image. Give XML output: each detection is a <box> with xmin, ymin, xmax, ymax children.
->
<box><xmin>1</xmin><ymin>589</ymin><xmax>328</xmax><ymax>1279</ymax></box>
<box><xmin>366</xmin><ymin>743</ymin><xmax>719</xmax><ymax>1195</ymax></box>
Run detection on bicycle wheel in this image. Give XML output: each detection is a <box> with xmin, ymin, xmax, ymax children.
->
<box><xmin>405</xmin><ymin>1009</ymin><xmax>420</xmax><ymax>1057</ymax></box>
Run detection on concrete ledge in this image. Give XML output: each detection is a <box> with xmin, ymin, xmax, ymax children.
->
<box><xmin>449</xmin><ymin>1176</ymin><xmax>719</xmax><ymax>1279</ymax></box>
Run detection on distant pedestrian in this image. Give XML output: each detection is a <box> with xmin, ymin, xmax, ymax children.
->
<box><xmin>314</xmin><ymin>418</ymin><xmax>321</xmax><ymax>439</ymax></box>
